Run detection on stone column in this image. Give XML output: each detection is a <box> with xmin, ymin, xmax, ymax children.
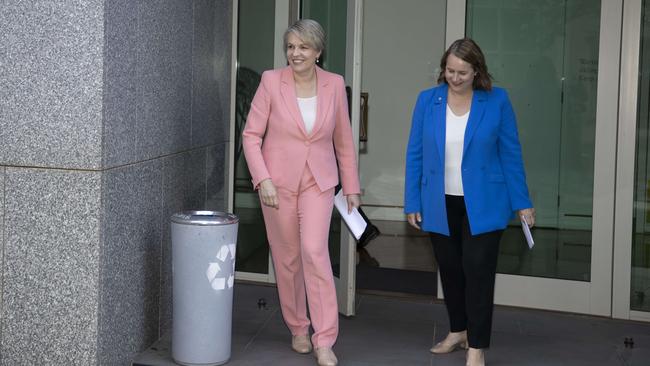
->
<box><xmin>0</xmin><ymin>1</ymin><xmax>232</xmax><ymax>365</ymax></box>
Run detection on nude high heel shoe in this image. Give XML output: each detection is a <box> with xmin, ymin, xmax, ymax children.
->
<box><xmin>292</xmin><ymin>335</ymin><xmax>313</xmax><ymax>354</ymax></box>
<box><xmin>466</xmin><ymin>347</ymin><xmax>485</xmax><ymax>366</ymax></box>
<box><xmin>314</xmin><ymin>347</ymin><xmax>338</xmax><ymax>366</ymax></box>
<box><xmin>430</xmin><ymin>331</ymin><xmax>469</xmax><ymax>354</ymax></box>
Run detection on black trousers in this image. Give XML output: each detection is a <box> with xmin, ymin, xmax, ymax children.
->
<box><xmin>430</xmin><ymin>195</ymin><xmax>503</xmax><ymax>349</ymax></box>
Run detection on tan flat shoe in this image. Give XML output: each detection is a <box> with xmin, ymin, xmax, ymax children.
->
<box><xmin>466</xmin><ymin>347</ymin><xmax>485</xmax><ymax>366</ymax></box>
<box><xmin>314</xmin><ymin>347</ymin><xmax>338</xmax><ymax>366</ymax></box>
<box><xmin>430</xmin><ymin>331</ymin><xmax>468</xmax><ymax>354</ymax></box>
<box><xmin>292</xmin><ymin>335</ymin><xmax>312</xmax><ymax>354</ymax></box>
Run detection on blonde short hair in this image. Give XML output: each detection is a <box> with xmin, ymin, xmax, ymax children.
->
<box><xmin>283</xmin><ymin>19</ymin><xmax>326</xmax><ymax>52</ymax></box>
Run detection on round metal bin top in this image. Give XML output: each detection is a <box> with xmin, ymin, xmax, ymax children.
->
<box><xmin>171</xmin><ymin>210</ymin><xmax>239</xmax><ymax>226</ymax></box>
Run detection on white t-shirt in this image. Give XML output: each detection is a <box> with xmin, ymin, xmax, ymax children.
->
<box><xmin>445</xmin><ymin>104</ymin><xmax>470</xmax><ymax>196</ymax></box>
<box><xmin>297</xmin><ymin>96</ymin><xmax>317</xmax><ymax>134</ymax></box>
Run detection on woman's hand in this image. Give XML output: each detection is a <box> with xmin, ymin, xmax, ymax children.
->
<box><xmin>518</xmin><ymin>208</ymin><xmax>536</xmax><ymax>227</ymax></box>
<box><xmin>407</xmin><ymin>212</ymin><xmax>422</xmax><ymax>230</ymax></box>
<box><xmin>259</xmin><ymin>179</ymin><xmax>279</xmax><ymax>209</ymax></box>
<box><xmin>346</xmin><ymin>194</ymin><xmax>361</xmax><ymax>214</ymax></box>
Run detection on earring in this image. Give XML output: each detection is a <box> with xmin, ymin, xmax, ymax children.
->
<box><xmin>316</xmin><ymin>58</ymin><xmax>320</xmax><ymax>63</ymax></box>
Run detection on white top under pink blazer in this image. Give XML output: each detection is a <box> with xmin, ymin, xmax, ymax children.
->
<box><xmin>297</xmin><ymin>96</ymin><xmax>317</xmax><ymax>134</ymax></box>
<box><xmin>242</xmin><ymin>66</ymin><xmax>361</xmax><ymax>195</ymax></box>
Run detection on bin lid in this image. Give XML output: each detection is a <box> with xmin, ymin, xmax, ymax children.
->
<box><xmin>171</xmin><ymin>210</ymin><xmax>239</xmax><ymax>226</ymax></box>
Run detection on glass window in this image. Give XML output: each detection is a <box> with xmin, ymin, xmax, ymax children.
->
<box><xmin>233</xmin><ymin>0</ymin><xmax>276</xmax><ymax>274</ymax></box>
<box><xmin>631</xmin><ymin>0</ymin><xmax>650</xmax><ymax>312</ymax></box>
<box><xmin>466</xmin><ymin>0</ymin><xmax>601</xmax><ymax>281</ymax></box>
<box><xmin>301</xmin><ymin>0</ymin><xmax>347</xmax><ymax>77</ymax></box>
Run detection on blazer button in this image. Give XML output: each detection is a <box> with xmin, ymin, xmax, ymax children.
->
<box><xmin>304</xmin><ymin>141</ymin><xmax>310</xmax><ymax>146</ymax></box>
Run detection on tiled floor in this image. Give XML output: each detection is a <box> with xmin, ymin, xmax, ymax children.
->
<box><xmin>133</xmin><ymin>283</ymin><xmax>650</xmax><ymax>366</ymax></box>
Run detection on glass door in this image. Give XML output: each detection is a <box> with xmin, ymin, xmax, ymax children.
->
<box><xmin>630</xmin><ymin>0</ymin><xmax>650</xmax><ymax>315</ymax></box>
<box><xmin>232</xmin><ymin>0</ymin><xmax>292</xmax><ymax>283</ymax></box>
<box><xmin>444</xmin><ymin>0</ymin><xmax>621</xmax><ymax>315</ymax></box>
<box><xmin>231</xmin><ymin>0</ymin><xmax>276</xmax><ymax>281</ymax></box>
<box><xmin>630</xmin><ymin>0</ymin><xmax>650</xmax><ymax>318</ymax></box>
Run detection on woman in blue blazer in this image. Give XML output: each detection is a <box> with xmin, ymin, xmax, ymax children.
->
<box><xmin>404</xmin><ymin>39</ymin><xmax>535</xmax><ymax>366</ymax></box>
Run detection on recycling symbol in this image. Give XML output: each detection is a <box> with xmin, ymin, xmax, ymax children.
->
<box><xmin>206</xmin><ymin>243</ymin><xmax>236</xmax><ymax>291</ymax></box>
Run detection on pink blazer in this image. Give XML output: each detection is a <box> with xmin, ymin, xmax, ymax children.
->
<box><xmin>242</xmin><ymin>66</ymin><xmax>361</xmax><ymax>195</ymax></box>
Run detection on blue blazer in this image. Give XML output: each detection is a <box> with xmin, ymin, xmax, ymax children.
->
<box><xmin>404</xmin><ymin>83</ymin><xmax>533</xmax><ymax>236</ymax></box>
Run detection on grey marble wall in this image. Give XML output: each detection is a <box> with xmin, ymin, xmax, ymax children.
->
<box><xmin>0</xmin><ymin>0</ymin><xmax>104</xmax><ymax>170</ymax></box>
<box><xmin>99</xmin><ymin>161</ymin><xmax>164</xmax><ymax>366</ymax></box>
<box><xmin>0</xmin><ymin>0</ymin><xmax>232</xmax><ymax>365</ymax></box>
<box><xmin>207</xmin><ymin>142</ymin><xmax>228</xmax><ymax>210</ymax></box>
<box><xmin>103</xmin><ymin>0</ymin><xmax>193</xmax><ymax>167</ymax></box>
<box><xmin>193</xmin><ymin>0</ymin><xmax>234</xmax><ymax>148</ymax></box>
<box><xmin>1</xmin><ymin>169</ymin><xmax>102</xmax><ymax>365</ymax></box>
<box><xmin>0</xmin><ymin>167</ymin><xmax>4</xmax><ymax>364</ymax></box>
<box><xmin>0</xmin><ymin>1</ymin><xmax>105</xmax><ymax>364</ymax></box>
<box><xmin>103</xmin><ymin>0</ymin><xmax>232</xmax><ymax>168</ymax></box>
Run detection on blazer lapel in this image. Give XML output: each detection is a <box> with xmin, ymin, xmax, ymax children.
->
<box><xmin>462</xmin><ymin>90</ymin><xmax>487</xmax><ymax>156</ymax></box>
<box><xmin>309</xmin><ymin>67</ymin><xmax>333</xmax><ymax>137</ymax></box>
<box><xmin>280</xmin><ymin>67</ymin><xmax>309</xmax><ymax>137</ymax></box>
<box><xmin>432</xmin><ymin>84</ymin><xmax>447</xmax><ymax>163</ymax></box>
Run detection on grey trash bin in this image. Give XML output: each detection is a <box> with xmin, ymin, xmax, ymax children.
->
<box><xmin>171</xmin><ymin>210</ymin><xmax>239</xmax><ymax>366</ymax></box>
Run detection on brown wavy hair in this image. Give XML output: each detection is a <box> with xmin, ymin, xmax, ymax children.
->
<box><xmin>437</xmin><ymin>38</ymin><xmax>493</xmax><ymax>91</ymax></box>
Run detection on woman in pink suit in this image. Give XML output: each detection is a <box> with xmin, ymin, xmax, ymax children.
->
<box><xmin>242</xmin><ymin>19</ymin><xmax>361</xmax><ymax>366</ymax></box>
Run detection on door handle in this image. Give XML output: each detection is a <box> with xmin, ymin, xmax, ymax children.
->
<box><xmin>360</xmin><ymin>92</ymin><xmax>369</xmax><ymax>142</ymax></box>
<box><xmin>345</xmin><ymin>86</ymin><xmax>369</xmax><ymax>143</ymax></box>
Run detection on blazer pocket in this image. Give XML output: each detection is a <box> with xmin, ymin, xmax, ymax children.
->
<box><xmin>488</xmin><ymin>174</ymin><xmax>505</xmax><ymax>182</ymax></box>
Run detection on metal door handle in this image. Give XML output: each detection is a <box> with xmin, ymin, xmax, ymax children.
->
<box><xmin>360</xmin><ymin>92</ymin><xmax>369</xmax><ymax>142</ymax></box>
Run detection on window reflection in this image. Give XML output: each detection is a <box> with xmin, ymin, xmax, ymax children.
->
<box><xmin>466</xmin><ymin>0</ymin><xmax>601</xmax><ymax>281</ymax></box>
<box><xmin>631</xmin><ymin>0</ymin><xmax>650</xmax><ymax>312</ymax></box>
<box><xmin>233</xmin><ymin>0</ymin><xmax>275</xmax><ymax>274</ymax></box>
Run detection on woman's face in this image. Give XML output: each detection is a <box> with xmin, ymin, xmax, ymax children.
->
<box><xmin>286</xmin><ymin>32</ymin><xmax>321</xmax><ymax>75</ymax></box>
<box><xmin>444</xmin><ymin>53</ymin><xmax>476</xmax><ymax>94</ymax></box>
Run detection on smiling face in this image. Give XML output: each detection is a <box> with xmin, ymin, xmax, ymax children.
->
<box><xmin>444</xmin><ymin>53</ymin><xmax>476</xmax><ymax>95</ymax></box>
<box><xmin>286</xmin><ymin>32</ymin><xmax>321</xmax><ymax>75</ymax></box>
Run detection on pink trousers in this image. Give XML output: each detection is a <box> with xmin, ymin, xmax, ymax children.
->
<box><xmin>260</xmin><ymin>165</ymin><xmax>338</xmax><ymax>348</ymax></box>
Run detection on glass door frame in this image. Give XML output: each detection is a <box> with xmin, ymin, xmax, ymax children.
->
<box><xmin>229</xmin><ymin>0</ymin><xmax>293</xmax><ymax>285</ymax></box>
<box><xmin>228</xmin><ymin>0</ymin><xmax>362</xmax><ymax>316</ymax></box>
<box><xmin>335</xmin><ymin>0</ymin><xmax>364</xmax><ymax>316</ymax></box>
<box><xmin>444</xmin><ymin>0</ymin><xmax>622</xmax><ymax>316</ymax></box>
<box><xmin>613</xmin><ymin>0</ymin><xmax>650</xmax><ymax>322</ymax></box>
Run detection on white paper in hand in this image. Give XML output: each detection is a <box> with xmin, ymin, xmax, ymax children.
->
<box><xmin>520</xmin><ymin>215</ymin><xmax>534</xmax><ymax>249</ymax></box>
<box><xmin>334</xmin><ymin>190</ymin><xmax>367</xmax><ymax>240</ymax></box>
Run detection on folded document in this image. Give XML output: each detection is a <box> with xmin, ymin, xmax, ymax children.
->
<box><xmin>334</xmin><ymin>190</ymin><xmax>367</xmax><ymax>239</ymax></box>
<box><xmin>520</xmin><ymin>215</ymin><xmax>535</xmax><ymax>249</ymax></box>
<box><xmin>334</xmin><ymin>190</ymin><xmax>380</xmax><ymax>248</ymax></box>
